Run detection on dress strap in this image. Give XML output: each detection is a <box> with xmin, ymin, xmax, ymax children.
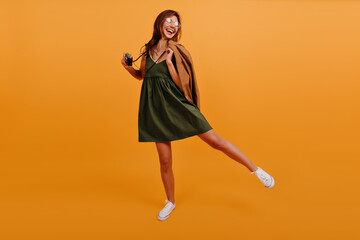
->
<box><xmin>147</xmin><ymin>50</ymin><xmax>166</xmax><ymax>72</ymax></box>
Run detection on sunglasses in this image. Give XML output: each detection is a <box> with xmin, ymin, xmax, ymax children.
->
<box><xmin>165</xmin><ymin>17</ymin><xmax>181</xmax><ymax>28</ymax></box>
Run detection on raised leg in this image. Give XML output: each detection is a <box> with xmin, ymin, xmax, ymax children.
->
<box><xmin>198</xmin><ymin>129</ymin><xmax>258</xmax><ymax>172</ymax></box>
<box><xmin>155</xmin><ymin>141</ymin><xmax>175</xmax><ymax>204</ymax></box>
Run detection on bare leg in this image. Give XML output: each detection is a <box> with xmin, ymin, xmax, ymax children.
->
<box><xmin>155</xmin><ymin>141</ymin><xmax>175</xmax><ymax>204</ymax></box>
<box><xmin>198</xmin><ymin>129</ymin><xmax>258</xmax><ymax>172</ymax></box>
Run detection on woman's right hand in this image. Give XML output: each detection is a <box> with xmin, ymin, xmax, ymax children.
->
<box><xmin>121</xmin><ymin>52</ymin><xmax>132</xmax><ymax>70</ymax></box>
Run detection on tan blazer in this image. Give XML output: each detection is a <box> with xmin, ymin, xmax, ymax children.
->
<box><xmin>167</xmin><ymin>40</ymin><xmax>201</xmax><ymax>111</ymax></box>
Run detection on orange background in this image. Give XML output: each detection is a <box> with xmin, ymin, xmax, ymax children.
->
<box><xmin>1</xmin><ymin>0</ymin><xmax>359</xmax><ymax>239</ymax></box>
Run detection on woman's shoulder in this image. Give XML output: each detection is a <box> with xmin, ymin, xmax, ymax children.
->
<box><xmin>169</xmin><ymin>40</ymin><xmax>190</xmax><ymax>54</ymax></box>
<box><xmin>168</xmin><ymin>40</ymin><xmax>185</xmax><ymax>48</ymax></box>
<box><xmin>140</xmin><ymin>48</ymin><xmax>149</xmax><ymax>62</ymax></box>
<box><xmin>141</xmin><ymin>47</ymin><xmax>149</xmax><ymax>55</ymax></box>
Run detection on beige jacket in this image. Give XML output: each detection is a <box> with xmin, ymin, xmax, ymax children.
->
<box><xmin>167</xmin><ymin>40</ymin><xmax>201</xmax><ymax>110</ymax></box>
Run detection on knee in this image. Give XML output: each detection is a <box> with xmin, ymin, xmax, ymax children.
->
<box><xmin>209</xmin><ymin>138</ymin><xmax>227</xmax><ymax>150</ymax></box>
<box><xmin>199</xmin><ymin>129</ymin><xmax>228</xmax><ymax>150</ymax></box>
<box><xmin>160</xmin><ymin>159</ymin><xmax>172</xmax><ymax>170</ymax></box>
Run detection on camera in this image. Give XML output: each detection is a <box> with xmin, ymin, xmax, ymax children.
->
<box><xmin>124</xmin><ymin>53</ymin><xmax>133</xmax><ymax>66</ymax></box>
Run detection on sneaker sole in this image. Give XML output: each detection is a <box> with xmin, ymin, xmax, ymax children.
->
<box><xmin>157</xmin><ymin>214</ymin><xmax>170</xmax><ymax>221</ymax></box>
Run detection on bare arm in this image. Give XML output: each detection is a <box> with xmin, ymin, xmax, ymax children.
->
<box><xmin>121</xmin><ymin>52</ymin><xmax>146</xmax><ymax>81</ymax></box>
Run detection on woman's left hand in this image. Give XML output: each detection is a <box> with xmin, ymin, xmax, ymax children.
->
<box><xmin>166</xmin><ymin>47</ymin><xmax>174</xmax><ymax>62</ymax></box>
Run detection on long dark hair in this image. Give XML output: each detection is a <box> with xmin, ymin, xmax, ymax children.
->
<box><xmin>140</xmin><ymin>10</ymin><xmax>182</xmax><ymax>56</ymax></box>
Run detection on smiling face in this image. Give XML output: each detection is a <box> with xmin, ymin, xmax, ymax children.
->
<box><xmin>161</xmin><ymin>15</ymin><xmax>181</xmax><ymax>40</ymax></box>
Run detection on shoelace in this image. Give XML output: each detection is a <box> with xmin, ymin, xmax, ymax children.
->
<box><xmin>252</xmin><ymin>168</ymin><xmax>272</xmax><ymax>186</ymax></box>
<box><xmin>161</xmin><ymin>201</ymin><xmax>174</xmax><ymax>213</ymax></box>
<box><xmin>257</xmin><ymin>172</ymin><xmax>270</xmax><ymax>185</ymax></box>
<box><xmin>252</xmin><ymin>168</ymin><xmax>269</xmax><ymax>182</ymax></box>
<box><xmin>259</xmin><ymin>173</ymin><xmax>269</xmax><ymax>183</ymax></box>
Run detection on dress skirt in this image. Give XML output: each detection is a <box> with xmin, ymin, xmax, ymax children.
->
<box><xmin>138</xmin><ymin>54</ymin><xmax>212</xmax><ymax>142</ymax></box>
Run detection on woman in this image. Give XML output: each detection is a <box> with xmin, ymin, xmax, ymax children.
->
<box><xmin>121</xmin><ymin>10</ymin><xmax>275</xmax><ymax>221</ymax></box>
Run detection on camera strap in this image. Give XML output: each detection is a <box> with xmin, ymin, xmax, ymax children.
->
<box><xmin>131</xmin><ymin>47</ymin><xmax>167</xmax><ymax>72</ymax></box>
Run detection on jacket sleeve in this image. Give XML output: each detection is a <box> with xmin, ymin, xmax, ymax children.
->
<box><xmin>180</xmin><ymin>45</ymin><xmax>201</xmax><ymax>110</ymax></box>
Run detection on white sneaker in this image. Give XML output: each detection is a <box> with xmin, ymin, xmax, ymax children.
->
<box><xmin>157</xmin><ymin>199</ymin><xmax>176</xmax><ymax>221</ymax></box>
<box><xmin>251</xmin><ymin>167</ymin><xmax>275</xmax><ymax>188</ymax></box>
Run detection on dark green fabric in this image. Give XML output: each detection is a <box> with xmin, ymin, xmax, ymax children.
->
<box><xmin>138</xmin><ymin>54</ymin><xmax>212</xmax><ymax>142</ymax></box>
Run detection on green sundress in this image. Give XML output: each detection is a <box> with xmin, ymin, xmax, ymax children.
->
<box><xmin>138</xmin><ymin>54</ymin><xmax>213</xmax><ymax>142</ymax></box>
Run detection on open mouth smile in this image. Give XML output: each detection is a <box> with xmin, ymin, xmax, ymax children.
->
<box><xmin>166</xmin><ymin>28</ymin><xmax>175</xmax><ymax>34</ymax></box>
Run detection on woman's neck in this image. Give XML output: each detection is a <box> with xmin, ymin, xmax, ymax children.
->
<box><xmin>154</xmin><ymin>38</ymin><xmax>169</xmax><ymax>52</ymax></box>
